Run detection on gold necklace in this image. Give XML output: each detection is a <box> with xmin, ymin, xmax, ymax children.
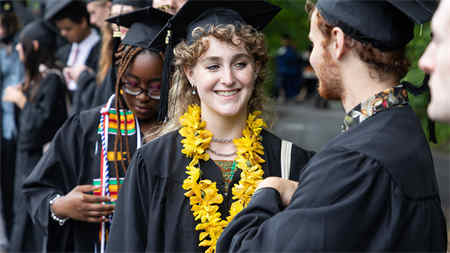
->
<box><xmin>179</xmin><ymin>104</ymin><xmax>266</xmax><ymax>253</ymax></box>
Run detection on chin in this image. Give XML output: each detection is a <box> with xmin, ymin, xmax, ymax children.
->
<box><xmin>427</xmin><ymin>103</ymin><xmax>450</xmax><ymax>123</ymax></box>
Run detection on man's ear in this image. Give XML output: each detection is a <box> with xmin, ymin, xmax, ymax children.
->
<box><xmin>330</xmin><ymin>27</ymin><xmax>346</xmax><ymax>60</ymax></box>
<box><xmin>32</xmin><ymin>40</ymin><xmax>39</xmax><ymax>51</ymax></box>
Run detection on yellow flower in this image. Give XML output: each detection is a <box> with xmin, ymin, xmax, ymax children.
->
<box><xmin>178</xmin><ymin>105</ymin><xmax>266</xmax><ymax>253</ymax></box>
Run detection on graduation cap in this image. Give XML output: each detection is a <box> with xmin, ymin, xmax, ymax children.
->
<box><xmin>106</xmin><ymin>6</ymin><xmax>171</xmax><ymax>51</ymax></box>
<box><xmin>0</xmin><ymin>0</ymin><xmax>14</xmax><ymax>14</ymax></box>
<box><xmin>156</xmin><ymin>0</ymin><xmax>280</xmax><ymax>121</ymax></box>
<box><xmin>105</xmin><ymin>7</ymin><xmax>171</xmax><ymax>109</ymax></box>
<box><xmin>18</xmin><ymin>19</ymin><xmax>58</xmax><ymax>50</ymax></box>
<box><xmin>111</xmin><ymin>0</ymin><xmax>152</xmax><ymax>8</ymax></box>
<box><xmin>316</xmin><ymin>0</ymin><xmax>438</xmax><ymax>51</ymax></box>
<box><xmin>44</xmin><ymin>0</ymin><xmax>74</xmax><ymax>20</ymax></box>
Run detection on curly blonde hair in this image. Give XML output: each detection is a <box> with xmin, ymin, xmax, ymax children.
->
<box><xmin>159</xmin><ymin>23</ymin><xmax>272</xmax><ymax>136</ymax></box>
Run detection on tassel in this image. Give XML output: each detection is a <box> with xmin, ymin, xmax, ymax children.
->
<box><xmin>158</xmin><ymin>23</ymin><xmax>173</xmax><ymax>122</ymax></box>
<box><xmin>111</xmin><ymin>30</ymin><xmax>122</xmax><ymax>93</ymax></box>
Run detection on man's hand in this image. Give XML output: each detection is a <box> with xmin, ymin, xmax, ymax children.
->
<box><xmin>256</xmin><ymin>177</ymin><xmax>299</xmax><ymax>207</ymax></box>
<box><xmin>63</xmin><ymin>65</ymin><xmax>90</xmax><ymax>83</ymax></box>
<box><xmin>51</xmin><ymin>185</ymin><xmax>115</xmax><ymax>223</ymax></box>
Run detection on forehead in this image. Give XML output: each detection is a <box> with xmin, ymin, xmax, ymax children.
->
<box><xmin>55</xmin><ymin>18</ymin><xmax>77</xmax><ymax>28</ymax></box>
<box><xmin>199</xmin><ymin>36</ymin><xmax>248</xmax><ymax>59</ymax></box>
<box><xmin>110</xmin><ymin>4</ymin><xmax>134</xmax><ymax>17</ymax></box>
<box><xmin>308</xmin><ymin>9</ymin><xmax>319</xmax><ymax>36</ymax></box>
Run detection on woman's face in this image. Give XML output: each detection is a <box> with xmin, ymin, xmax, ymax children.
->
<box><xmin>121</xmin><ymin>51</ymin><xmax>163</xmax><ymax>122</ymax></box>
<box><xmin>185</xmin><ymin>36</ymin><xmax>258</xmax><ymax>120</ymax></box>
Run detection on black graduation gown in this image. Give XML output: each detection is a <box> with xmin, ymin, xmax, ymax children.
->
<box><xmin>106</xmin><ymin>129</ymin><xmax>314</xmax><ymax>252</ymax></box>
<box><xmin>216</xmin><ymin>106</ymin><xmax>448</xmax><ymax>252</ymax></box>
<box><xmin>22</xmin><ymin>103</ymin><xmax>138</xmax><ymax>252</ymax></box>
<box><xmin>10</xmin><ymin>72</ymin><xmax>68</xmax><ymax>252</ymax></box>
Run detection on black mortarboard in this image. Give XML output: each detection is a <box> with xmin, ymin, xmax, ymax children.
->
<box><xmin>106</xmin><ymin>6</ymin><xmax>171</xmax><ymax>51</ymax></box>
<box><xmin>18</xmin><ymin>19</ymin><xmax>58</xmax><ymax>50</ymax></box>
<box><xmin>156</xmin><ymin>0</ymin><xmax>280</xmax><ymax>121</ymax></box>
<box><xmin>111</xmin><ymin>0</ymin><xmax>152</xmax><ymax>8</ymax></box>
<box><xmin>0</xmin><ymin>0</ymin><xmax>13</xmax><ymax>14</ymax></box>
<box><xmin>44</xmin><ymin>0</ymin><xmax>73</xmax><ymax>20</ymax></box>
<box><xmin>316</xmin><ymin>0</ymin><xmax>438</xmax><ymax>51</ymax></box>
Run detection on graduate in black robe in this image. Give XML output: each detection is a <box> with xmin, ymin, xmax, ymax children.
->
<box><xmin>23</xmin><ymin>8</ymin><xmax>172</xmax><ymax>252</ymax></box>
<box><xmin>2</xmin><ymin>19</ymin><xmax>68</xmax><ymax>252</ymax></box>
<box><xmin>216</xmin><ymin>1</ymin><xmax>448</xmax><ymax>252</ymax></box>
<box><xmin>107</xmin><ymin>2</ymin><xmax>313</xmax><ymax>252</ymax></box>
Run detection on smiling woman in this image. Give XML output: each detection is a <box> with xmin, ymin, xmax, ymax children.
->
<box><xmin>106</xmin><ymin>1</ymin><xmax>315</xmax><ymax>253</ymax></box>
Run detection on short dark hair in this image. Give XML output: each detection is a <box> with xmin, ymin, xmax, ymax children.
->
<box><xmin>52</xmin><ymin>1</ymin><xmax>89</xmax><ymax>25</ymax></box>
<box><xmin>0</xmin><ymin>12</ymin><xmax>20</xmax><ymax>38</ymax></box>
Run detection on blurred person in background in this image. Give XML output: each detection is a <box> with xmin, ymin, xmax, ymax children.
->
<box><xmin>45</xmin><ymin>0</ymin><xmax>101</xmax><ymax>113</ymax></box>
<box><xmin>66</xmin><ymin>0</ymin><xmax>153</xmax><ymax>113</ymax></box>
<box><xmin>3</xmin><ymin>19</ymin><xmax>68</xmax><ymax>252</ymax></box>
<box><xmin>274</xmin><ymin>33</ymin><xmax>302</xmax><ymax>103</ymax></box>
<box><xmin>0</xmin><ymin>0</ymin><xmax>24</xmax><ymax>243</ymax></box>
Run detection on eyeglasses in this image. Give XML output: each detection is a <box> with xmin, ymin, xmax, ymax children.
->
<box><xmin>122</xmin><ymin>79</ymin><xmax>161</xmax><ymax>100</ymax></box>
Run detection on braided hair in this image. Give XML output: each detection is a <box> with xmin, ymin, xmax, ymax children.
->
<box><xmin>111</xmin><ymin>43</ymin><xmax>161</xmax><ymax>186</ymax></box>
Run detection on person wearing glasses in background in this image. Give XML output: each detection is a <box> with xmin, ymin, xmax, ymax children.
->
<box><xmin>22</xmin><ymin>7</ymin><xmax>171</xmax><ymax>253</ymax></box>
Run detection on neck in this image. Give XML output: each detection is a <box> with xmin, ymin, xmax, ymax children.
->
<box><xmin>78</xmin><ymin>28</ymin><xmax>92</xmax><ymax>43</ymax></box>
<box><xmin>139</xmin><ymin>119</ymin><xmax>159</xmax><ymax>143</ymax></box>
<box><xmin>201</xmin><ymin>109</ymin><xmax>248</xmax><ymax>141</ymax></box>
<box><xmin>340</xmin><ymin>58</ymin><xmax>396</xmax><ymax>113</ymax></box>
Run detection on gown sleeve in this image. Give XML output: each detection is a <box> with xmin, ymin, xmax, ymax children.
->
<box><xmin>107</xmin><ymin>149</ymin><xmax>150</xmax><ymax>252</ymax></box>
<box><xmin>217</xmin><ymin>147</ymin><xmax>391</xmax><ymax>252</ymax></box>
<box><xmin>22</xmin><ymin>113</ymin><xmax>85</xmax><ymax>235</ymax></box>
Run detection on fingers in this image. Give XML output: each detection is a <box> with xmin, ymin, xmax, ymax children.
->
<box><xmin>82</xmin><ymin>193</ymin><xmax>112</xmax><ymax>203</ymax></box>
<box><xmin>74</xmin><ymin>184</ymin><xmax>100</xmax><ymax>193</ymax></box>
<box><xmin>84</xmin><ymin>202</ymin><xmax>115</xmax><ymax>212</ymax></box>
<box><xmin>85</xmin><ymin>216</ymin><xmax>109</xmax><ymax>223</ymax></box>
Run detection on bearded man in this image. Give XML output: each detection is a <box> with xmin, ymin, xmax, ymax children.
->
<box><xmin>217</xmin><ymin>0</ymin><xmax>448</xmax><ymax>251</ymax></box>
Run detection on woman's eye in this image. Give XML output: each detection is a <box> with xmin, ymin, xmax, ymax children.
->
<box><xmin>125</xmin><ymin>80</ymin><xmax>138</xmax><ymax>87</ymax></box>
<box><xmin>206</xmin><ymin>65</ymin><xmax>220</xmax><ymax>71</ymax></box>
<box><xmin>234</xmin><ymin>62</ymin><xmax>248</xmax><ymax>69</ymax></box>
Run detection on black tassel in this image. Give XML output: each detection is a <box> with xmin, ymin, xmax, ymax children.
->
<box><xmin>158</xmin><ymin>24</ymin><xmax>173</xmax><ymax>122</ymax></box>
<box><xmin>401</xmin><ymin>75</ymin><xmax>437</xmax><ymax>144</ymax></box>
<box><xmin>111</xmin><ymin>29</ymin><xmax>122</xmax><ymax>92</ymax></box>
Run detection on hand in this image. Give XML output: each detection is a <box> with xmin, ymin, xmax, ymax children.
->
<box><xmin>256</xmin><ymin>177</ymin><xmax>299</xmax><ymax>207</ymax></box>
<box><xmin>2</xmin><ymin>84</ymin><xmax>26</xmax><ymax>109</ymax></box>
<box><xmin>63</xmin><ymin>65</ymin><xmax>90</xmax><ymax>83</ymax></box>
<box><xmin>51</xmin><ymin>185</ymin><xmax>115</xmax><ymax>223</ymax></box>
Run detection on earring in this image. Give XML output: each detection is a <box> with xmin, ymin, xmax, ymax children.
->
<box><xmin>192</xmin><ymin>89</ymin><xmax>197</xmax><ymax>95</ymax></box>
<box><xmin>120</xmin><ymin>89</ymin><xmax>124</xmax><ymax>95</ymax></box>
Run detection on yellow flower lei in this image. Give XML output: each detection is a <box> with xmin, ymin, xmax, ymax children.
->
<box><xmin>179</xmin><ymin>104</ymin><xmax>266</xmax><ymax>253</ymax></box>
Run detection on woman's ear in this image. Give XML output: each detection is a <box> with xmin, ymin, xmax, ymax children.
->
<box><xmin>183</xmin><ymin>65</ymin><xmax>194</xmax><ymax>84</ymax></box>
<box><xmin>32</xmin><ymin>40</ymin><xmax>39</xmax><ymax>51</ymax></box>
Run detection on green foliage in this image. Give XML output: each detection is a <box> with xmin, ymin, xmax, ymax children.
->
<box><xmin>263</xmin><ymin>1</ymin><xmax>450</xmax><ymax>152</ymax></box>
